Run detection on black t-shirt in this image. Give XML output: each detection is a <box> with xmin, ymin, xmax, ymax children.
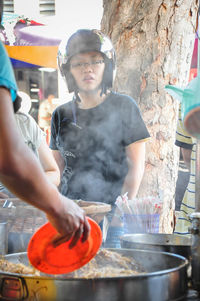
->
<box><xmin>50</xmin><ymin>92</ymin><xmax>150</xmax><ymax>205</ymax></box>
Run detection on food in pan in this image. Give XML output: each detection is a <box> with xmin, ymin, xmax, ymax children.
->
<box><xmin>0</xmin><ymin>257</ymin><xmax>39</xmax><ymax>275</ymax></box>
<box><xmin>71</xmin><ymin>249</ymin><xmax>145</xmax><ymax>278</ymax></box>
<box><xmin>0</xmin><ymin>249</ymin><xmax>145</xmax><ymax>278</ymax></box>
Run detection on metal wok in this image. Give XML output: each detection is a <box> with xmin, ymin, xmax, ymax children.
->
<box><xmin>0</xmin><ymin>248</ymin><xmax>188</xmax><ymax>301</ymax></box>
<box><xmin>120</xmin><ymin>233</ymin><xmax>192</xmax><ymax>260</ymax></box>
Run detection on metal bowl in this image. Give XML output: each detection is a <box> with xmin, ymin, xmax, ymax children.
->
<box><xmin>120</xmin><ymin>233</ymin><xmax>192</xmax><ymax>260</ymax></box>
<box><xmin>0</xmin><ymin>248</ymin><xmax>188</xmax><ymax>301</ymax></box>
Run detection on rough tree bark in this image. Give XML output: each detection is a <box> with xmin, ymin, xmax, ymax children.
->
<box><xmin>101</xmin><ymin>0</ymin><xmax>198</xmax><ymax>232</ymax></box>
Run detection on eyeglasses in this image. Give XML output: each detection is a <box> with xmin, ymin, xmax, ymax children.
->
<box><xmin>70</xmin><ymin>59</ymin><xmax>105</xmax><ymax>70</ymax></box>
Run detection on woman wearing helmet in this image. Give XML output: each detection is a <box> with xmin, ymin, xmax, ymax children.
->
<box><xmin>50</xmin><ymin>29</ymin><xmax>150</xmax><ymax>247</ymax></box>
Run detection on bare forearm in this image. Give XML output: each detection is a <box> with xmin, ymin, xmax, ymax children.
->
<box><xmin>0</xmin><ymin>146</ymin><xmax>61</xmax><ymax>215</ymax></box>
<box><xmin>0</xmin><ymin>88</ymin><xmax>90</xmax><ymax>244</ymax></box>
<box><xmin>121</xmin><ymin>166</ymin><xmax>144</xmax><ymax>199</ymax></box>
<box><xmin>0</xmin><ymin>89</ymin><xmax>61</xmax><ymax>214</ymax></box>
<box><xmin>0</xmin><ymin>150</ymin><xmax>90</xmax><ymax>246</ymax></box>
<box><xmin>122</xmin><ymin>141</ymin><xmax>146</xmax><ymax>199</ymax></box>
<box><xmin>44</xmin><ymin>170</ymin><xmax>60</xmax><ymax>187</ymax></box>
<box><xmin>38</xmin><ymin>141</ymin><xmax>61</xmax><ymax>187</ymax></box>
<box><xmin>52</xmin><ymin>150</ymin><xmax>65</xmax><ymax>176</ymax></box>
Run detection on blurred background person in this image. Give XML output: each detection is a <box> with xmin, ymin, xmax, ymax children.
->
<box><xmin>0</xmin><ymin>91</ymin><xmax>60</xmax><ymax>198</ymax></box>
<box><xmin>38</xmin><ymin>87</ymin><xmax>57</xmax><ymax>144</ymax></box>
<box><xmin>174</xmin><ymin>105</ymin><xmax>195</xmax><ymax>235</ymax></box>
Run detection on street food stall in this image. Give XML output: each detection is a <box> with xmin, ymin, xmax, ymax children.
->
<box><xmin>1</xmin><ymin>8</ymin><xmax>200</xmax><ymax>301</ymax></box>
<box><xmin>0</xmin><ymin>196</ymin><xmax>189</xmax><ymax>300</ymax></box>
<box><xmin>0</xmin><ymin>197</ymin><xmax>195</xmax><ymax>301</ymax></box>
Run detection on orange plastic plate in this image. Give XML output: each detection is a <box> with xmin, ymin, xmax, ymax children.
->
<box><xmin>27</xmin><ymin>217</ymin><xmax>102</xmax><ymax>274</ymax></box>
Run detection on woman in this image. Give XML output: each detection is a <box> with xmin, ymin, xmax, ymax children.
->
<box><xmin>50</xmin><ymin>29</ymin><xmax>150</xmax><ymax>247</ymax></box>
<box><xmin>0</xmin><ymin>105</ymin><xmax>60</xmax><ymax>198</ymax></box>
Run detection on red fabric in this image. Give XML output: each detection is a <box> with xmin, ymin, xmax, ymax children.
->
<box><xmin>18</xmin><ymin>19</ymin><xmax>44</xmax><ymax>26</ymax></box>
<box><xmin>191</xmin><ymin>37</ymin><xmax>198</xmax><ymax>69</ymax></box>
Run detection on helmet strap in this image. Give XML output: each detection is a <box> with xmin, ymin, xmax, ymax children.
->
<box><xmin>100</xmin><ymin>83</ymin><xmax>108</xmax><ymax>97</ymax></box>
<box><xmin>74</xmin><ymin>90</ymin><xmax>81</xmax><ymax>102</ymax></box>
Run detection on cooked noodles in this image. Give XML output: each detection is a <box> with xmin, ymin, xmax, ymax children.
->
<box><xmin>71</xmin><ymin>249</ymin><xmax>145</xmax><ymax>278</ymax></box>
<box><xmin>0</xmin><ymin>249</ymin><xmax>145</xmax><ymax>278</ymax></box>
<box><xmin>0</xmin><ymin>258</ymin><xmax>39</xmax><ymax>275</ymax></box>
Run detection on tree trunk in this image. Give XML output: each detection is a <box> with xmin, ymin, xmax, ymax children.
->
<box><xmin>101</xmin><ymin>0</ymin><xmax>198</xmax><ymax>232</ymax></box>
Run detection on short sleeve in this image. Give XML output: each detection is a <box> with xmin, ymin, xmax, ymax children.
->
<box><xmin>122</xmin><ymin>96</ymin><xmax>150</xmax><ymax>146</ymax></box>
<box><xmin>0</xmin><ymin>41</ymin><xmax>18</xmax><ymax>102</ymax></box>
<box><xmin>28</xmin><ymin>114</ymin><xmax>46</xmax><ymax>150</ymax></box>
<box><xmin>15</xmin><ymin>113</ymin><xmax>45</xmax><ymax>156</ymax></box>
<box><xmin>175</xmin><ymin>104</ymin><xmax>193</xmax><ymax>150</ymax></box>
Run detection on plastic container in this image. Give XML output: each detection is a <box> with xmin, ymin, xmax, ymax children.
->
<box><xmin>103</xmin><ymin>226</ymin><xmax>124</xmax><ymax>248</ymax></box>
<box><xmin>123</xmin><ymin>213</ymin><xmax>160</xmax><ymax>234</ymax></box>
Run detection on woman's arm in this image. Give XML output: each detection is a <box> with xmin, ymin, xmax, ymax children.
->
<box><xmin>52</xmin><ymin>150</ymin><xmax>65</xmax><ymax>176</ymax></box>
<box><xmin>121</xmin><ymin>141</ymin><xmax>146</xmax><ymax>199</ymax></box>
<box><xmin>0</xmin><ymin>88</ymin><xmax>61</xmax><ymax>209</ymax></box>
<box><xmin>181</xmin><ymin>147</ymin><xmax>192</xmax><ymax>170</ymax></box>
<box><xmin>0</xmin><ymin>88</ymin><xmax>90</xmax><ymax>246</ymax></box>
<box><xmin>38</xmin><ymin>140</ymin><xmax>60</xmax><ymax>187</ymax></box>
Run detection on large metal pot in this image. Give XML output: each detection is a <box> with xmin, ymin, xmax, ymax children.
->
<box><xmin>0</xmin><ymin>248</ymin><xmax>188</xmax><ymax>301</ymax></box>
<box><xmin>8</xmin><ymin>232</ymin><xmax>32</xmax><ymax>254</ymax></box>
<box><xmin>120</xmin><ymin>233</ymin><xmax>192</xmax><ymax>260</ymax></box>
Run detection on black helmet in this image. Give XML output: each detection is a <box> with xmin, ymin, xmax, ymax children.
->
<box><xmin>57</xmin><ymin>29</ymin><xmax>116</xmax><ymax>93</ymax></box>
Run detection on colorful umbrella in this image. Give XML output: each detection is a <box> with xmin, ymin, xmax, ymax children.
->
<box><xmin>5</xmin><ymin>45</ymin><xmax>59</xmax><ymax>68</ymax></box>
<box><xmin>1</xmin><ymin>13</ymin><xmax>61</xmax><ymax>68</ymax></box>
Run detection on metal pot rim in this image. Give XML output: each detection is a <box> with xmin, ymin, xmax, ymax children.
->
<box><xmin>1</xmin><ymin>248</ymin><xmax>189</xmax><ymax>280</ymax></box>
<box><xmin>120</xmin><ymin>233</ymin><xmax>192</xmax><ymax>247</ymax></box>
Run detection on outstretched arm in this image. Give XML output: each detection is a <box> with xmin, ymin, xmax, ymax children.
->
<box><xmin>0</xmin><ymin>87</ymin><xmax>90</xmax><ymax>247</ymax></box>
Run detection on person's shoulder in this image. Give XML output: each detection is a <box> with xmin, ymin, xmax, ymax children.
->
<box><xmin>109</xmin><ymin>91</ymin><xmax>138</xmax><ymax>106</ymax></box>
<box><xmin>15</xmin><ymin>111</ymin><xmax>29</xmax><ymax>122</ymax></box>
<box><xmin>16</xmin><ymin>112</ymin><xmax>37</xmax><ymax>126</ymax></box>
<box><xmin>54</xmin><ymin>100</ymin><xmax>73</xmax><ymax>112</ymax></box>
<box><xmin>0</xmin><ymin>41</ymin><xmax>9</xmax><ymax>60</ymax></box>
<box><xmin>51</xmin><ymin>100</ymin><xmax>74</xmax><ymax>122</ymax></box>
<box><xmin>15</xmin><ymin>112</ymin><xmax>40</xmax><ymax>137</ymax></box>
<box><xmin>0</xmin><ymin>42</ymin><xmax>18</xmax><ymax>101</ymax></box>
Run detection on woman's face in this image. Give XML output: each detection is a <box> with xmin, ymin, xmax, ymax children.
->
<box><xmin>70</xmin><ymin>51</ymin><xmax>105</xmax><ymax>94</ymax></box>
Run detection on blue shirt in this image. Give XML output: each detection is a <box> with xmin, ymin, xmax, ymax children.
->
<box><xmin>0</xmin><ymin>41</ymin><xmax>17</xmax><ymax>101</ymax></box>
